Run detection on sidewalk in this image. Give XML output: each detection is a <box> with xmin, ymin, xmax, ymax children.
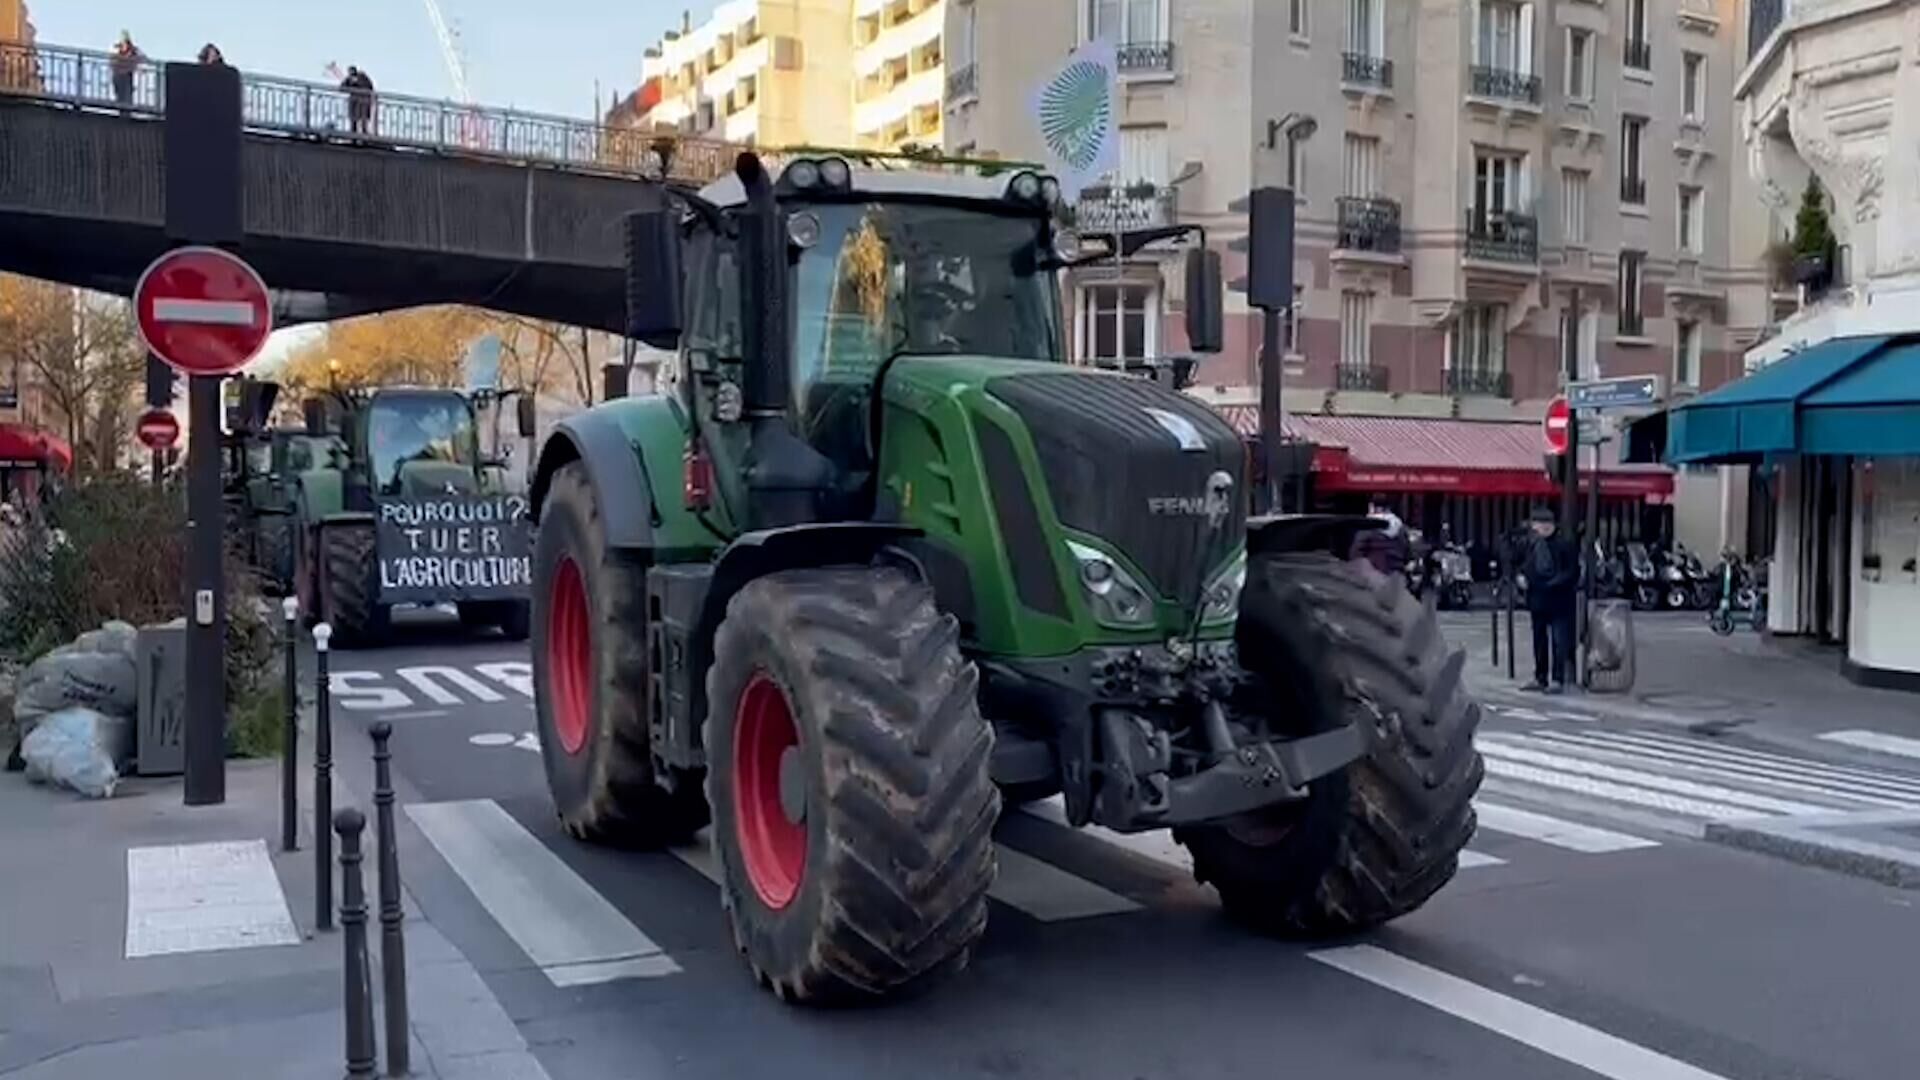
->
<box><xmin>0</xmin><ymin>706</ymin><xmax>546</xmax><ymax>1078</ymax></box>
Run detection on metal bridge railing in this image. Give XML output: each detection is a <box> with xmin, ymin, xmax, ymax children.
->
<box><xmin>0</xmin><ymin>39</ymin><xmax>748</xmax><ymax>186</ymax></box>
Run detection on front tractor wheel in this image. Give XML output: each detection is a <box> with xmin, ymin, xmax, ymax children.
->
<box><xmin>705</xmin><ymin>568</ymin><xmax>999</xmax><ymax>1004</ymax></box>
<box><xmin>319</xmin><ymin>522</ymin><xmax>389</xmax><ymax>648</ymax></box>
<box><xmin>1178</xmin><ymin>553</ymin><xmax>1483</xmax><ymax>935</ymax></box>
<box><xmin>531</xmin><ymin>462</ymin><xmax>707</xmax><ymax>847</ymax></box>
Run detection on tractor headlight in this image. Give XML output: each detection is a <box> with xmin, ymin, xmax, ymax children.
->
<box><xmin>785</xmin><ymin>159</ymin><xmax>822</xmax><ymax>190</ymax></box>
<box><xmin>1008</xmin><ymin>170</ymin><xmax>1043</xmax><ymax>204</ymax></box>
<box><xmin>1200</xmin><ymin>551</ymin><xmax>1247</xmax><ymax>625</ymax></box>
<box><xmin>1067</xmin><ymin>540</ymin><xmax>1156</xmax><ymax>629</ymax></box>
<box><xmin>818</xmin><ymin>156</ymin><xmax>853</xmax><ymax>190</ymax></box>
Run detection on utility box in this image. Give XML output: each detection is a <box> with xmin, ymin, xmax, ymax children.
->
<box><xmin>137</xmin><ymin>623</ymin><xmax>188</xmax><ymax>776</ymax></box>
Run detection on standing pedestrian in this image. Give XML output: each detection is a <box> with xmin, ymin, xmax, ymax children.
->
<box><xmin>1521</xmin><ymin>506</ymin><xmax>1579</xmax><ymax>693</ymax></box>
<box><xmin>197</xmin><ymin>43</ymin><xmax>229</xmax><ymax>67</ymax></box>
<box><xmin>108</xmin><ymin>32</ymin><xmax>143</xmax><ymax>106</ymax></box>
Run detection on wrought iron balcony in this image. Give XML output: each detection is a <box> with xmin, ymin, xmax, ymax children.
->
<box><xmin>1463</xmin><ymin>209</ymin><xmax>1538</xmax><ymax>264</ymax></box>
<box><xmin>1749</xmin><ymin>0</ymin><xmax>1785</xmax><ymax>60</ymax></box>
<box><xmin>1621</xmin><ymin>175</ymin><xmax>1647</xmax><ymax>205</ymax></box>
<box><xmin>1117</xmin><ymin>41</ymin><xmax>1175</xmax><ymax>73</ymax></box>
<box><xmin>1074</xmin><ymin>184</ymin><xmax>1177</xmax><ymax>232</ymax></box>
<box><xmin>1336</xmin><ymin>196</ymin><xmax>1402</xmax><ymax>255</ymax></box>
<box><xmin>1337</xmin><ymin>364</ymin><xmax>1391</xmax><ymax>392</ymax></box>
<box><xmin>1342</xmin><ymin>52</ymin><xmax>1394</xmax><ymax>90</ymax></box>
<box><xmin>1468</xmin><ymin>65</ymin><xmax>1542</xmax><ymax>106</ymax></box>
<box><xmin>1445</xmin><ymin>367</ymin><xmax>1514</xmax><ymax>398</ymax></box>
<box><xmin>946</xmin><ymin>63</ymin><xmax>978</xmax><ymax>103</ymax></box>
<box><xmin>1624</xmin><ymin>38</ymin><xmax>1652</xmax><ymax>70</ymax></box>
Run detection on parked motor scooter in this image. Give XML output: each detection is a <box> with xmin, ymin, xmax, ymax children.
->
<box><xmin>1436</xmin><ymin>543</ymin><xmax>1475</xmax><ymax>610</ymax></box>
<box><xmin>1588</xmin><ymin>538</ymin><xmax>1624</xmax><ymax>599</ymax></box>
<box><xmin>1623</xmin><ymin>541</ymin><xmax>1660</xmax><ymax>610</ymax></box>
<box><xmin>1652</xmin><ymin>544</ymin><xmax>1693</xmax><ymax>610</ymax></box>
<box><xmin>1674</xmin><ymin>542</ymin><xmax>1715</xmax><ymax>609</ymax></box>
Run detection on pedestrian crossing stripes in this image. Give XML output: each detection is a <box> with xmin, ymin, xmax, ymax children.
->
<box><xmin>1819</xmin><ymin>728</ymin><xmax>1920</xmax><ymax>764</ymax></box>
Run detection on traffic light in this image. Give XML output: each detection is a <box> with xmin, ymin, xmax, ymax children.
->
<box><xmin>146</xmin><ymin>355</ymin><xmax>175</xmax><ymax>408</ymax></box>
<box><xmin>1543</xmin><ymin>453</ymin><xmax>1570</xmax><ymax>487</ymax></box>
<box><xmin>1247</xmin><ymin>186</ymin><xmax>1295</xmax><ymax>312</ymax></box>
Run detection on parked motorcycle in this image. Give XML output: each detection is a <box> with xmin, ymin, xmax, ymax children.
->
<box><xmin>1435</xmin><ymin>543</ymin><xmax>1475</xmax><ymax>610</ymax></box>
<box><xmin>1623</xmin><ymin>541</ymin><xmax>1660</xmax><ymax>610</ymax></box>
<box><xmin>1588</xmin><ymin>538</ymin><xmax>1625</xmax><ymax>600</ymax></box>
<box><xmin>1674</xmin><ymin>542</ymin><xmax>1716</xmax><ymax>610</ymax></box>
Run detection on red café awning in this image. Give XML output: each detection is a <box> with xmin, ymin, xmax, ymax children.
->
<box><xmin>1213</xmin><ymin>408</ymin><xmax>1672</xmax><ymax>499</ymax></box>
<box><xmin>0</xmin><ymin>423</ymin><xmax>73</xmax><ymax>471</ymax></box>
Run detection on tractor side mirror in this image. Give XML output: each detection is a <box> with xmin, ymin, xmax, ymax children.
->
<box><xmin>1184</xmin><ymin>247</ymin><xmax>1224</xmax><ymax>354</ymax></box>
<box><xmin>302</xmin><ymin>398</ymin><xmax>328</xmax><ymax>436</ymax></box>
<box><xmin>624</xmin><ymin>209</ymin><xmax>685</xmax><ymax>350</ymax></box>
<box><xmin>515</xmin><ymin>395</ymin><xmax>536</xmax><ymax>438</ymax></box>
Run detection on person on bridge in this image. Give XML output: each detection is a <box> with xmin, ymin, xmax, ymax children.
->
<box><xmin>109</xmin><ymin>32</ymin><xmax>143</xmax><ymax>106</ymax></box>
<box><xmin>197</xmin><ymin>44</ymin><xmax>229</xmax><ymax>68</ymax></box>
<box><xmin>342</xmin><ymin>66</ymin><xmax>377</xmax><ymax>134</ymax></box>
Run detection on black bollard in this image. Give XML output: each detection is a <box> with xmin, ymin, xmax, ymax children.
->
<box><xmin>314</xmin><ymin>621</ymin><xmax>335</xmax><ymax>932</ymax></box>
<box><xmin>281</xmin><ymin>596</ymin><xmax>299</xmax><ymax>853</ymax></box>
<box><xmin>1504</xmin><ymin>575</ymin><xmax>1517</xmax><ymax>681</ymax></box>
<box><xmin>369</xmin><ymin>722</ymin><xmax>409</xmax><ymax>1077</ymax></box>
<box><xmin>336</xmin><ymin>808</ymin><xmax>378</xmax><ymax>1080</ymax></box>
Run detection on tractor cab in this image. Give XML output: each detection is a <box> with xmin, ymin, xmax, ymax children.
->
<box><xmin>305</xmin><ymin>387</ymin><xmax>489</xmax><ymax>507</ymax></box>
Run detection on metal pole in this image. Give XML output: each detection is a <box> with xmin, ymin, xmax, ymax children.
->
<box><xmin>1561</xmin><ymin>290</ymin><xmax>1582</xmax><ymax>690</ymax></box>
<box><xmin>1490</xmin><ymin>582</ymin><xmax>1500</xmax><ymax>668</ymax></box>
<box><xmin>150</xmin><ymin>448</ymin><xmax>163</xmax><ymax>488</ymax></box>
<box><xmin>183</xmin><ymin>375</ymin><xmax>225</xmax><ymax>806</ymax></box>
<box><xmin>1259</xmin><ymin>307</ymin><xmax>1285</xmax><ymax>515</ymax></box>
<box><xmin>1503</xmin><ymin>546</ymin><xmax>1517</xmax><ymax>681</ymax></box>
<box><xmin>281</xmin><ymin>596</ymin><xmax>299</xmax><ymax>853</ymax></box>
<box><xmin>370</xmin><ymin>721</ymin><xmax>410</xmax><ymax>1078</ymax></box>
<box><xmin>1583</xmin><ymin>437</ymin><xmax>1602</xmax><ymax>686</ymax></box>
<box><xmin>335</xmin><ymin>808</ymin><xmax>378</xmax><ymax>1080</ymax></box>
<box><xmin>314</xmin><ymin>621</ymin><xmax>335</xmax><ymax>932</ymax></box>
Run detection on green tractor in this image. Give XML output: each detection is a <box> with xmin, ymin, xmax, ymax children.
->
<box><xmin>290</xmin><ymin>385</ymin><xmax>536</xmax><ymax>647</ymax></box>
<box><xmin>527</xmin><ymin>154</ymin><xmax>1482</xmax><ymax>1004</ymax></box>
<box><xmin>221</xmin><ymin>378</ymin><xmax>344</xmax><ymax>595</ymax></box>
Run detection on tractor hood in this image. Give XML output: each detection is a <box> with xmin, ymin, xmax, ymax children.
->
<box><xmin>980</xmin><ymin>367</ymin><xmax>1246</xmax><ymax>611</ymax></box>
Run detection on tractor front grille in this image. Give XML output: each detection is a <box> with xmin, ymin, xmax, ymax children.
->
<box><xmin>985</xmin><ymin>372</ymin><xmax>1246</xmax><ymax>610</ymax></box>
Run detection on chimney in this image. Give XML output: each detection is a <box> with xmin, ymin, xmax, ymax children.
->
<box><xmin>682</xmin><ymin>10</ymin><xmax>692</xmax><ymax>33</ymax></box>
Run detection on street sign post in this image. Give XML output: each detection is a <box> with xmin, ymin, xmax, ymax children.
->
<box><xmin>1569</xmin><ymin>374</ymin><xmax>1664</xmax><ymax>411</ymax></box>
<box><xmin>135</xmin><ymin>409</ymin><xmax>180</xmax><ymax>451</ymax></box>
<box><xmin>1544</xmin><ymin>395</ymin><xmax>1572</xmax><ymax>456</ymax></box>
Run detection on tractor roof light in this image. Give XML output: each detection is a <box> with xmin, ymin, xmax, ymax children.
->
<box><xmin>780</xmin><ymin>156</ymin><xmax>853</xmax><ymax>195</ymax></box>
<box><xmin>818</xmin><ymin>156</ymin><xmax>853</xmax><ymax>190</ymax></box>
<box><xmin>784</xmin><ymin>159</ymin><xmax>822</xmax><ymax>191</ymax></box>
<box><xmin>1007</xmin><ymin>171</ymin><xmax>1043</xmax><ymax>204</ymax></box>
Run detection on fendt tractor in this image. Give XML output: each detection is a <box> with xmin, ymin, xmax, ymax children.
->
<box><xmin>527</xmin><ymin>153</ymin><xmax>1483</xmax><ymax>1004</ymax></box>
<box><xmin>221</xmin><ymin>378</ymin><xmax>345</xmax><ymax>595</ymax></box>
<box><xmin>291</xmin><ymin>384</ymin><xmax>537</xmax><ymax>646</ymax></box>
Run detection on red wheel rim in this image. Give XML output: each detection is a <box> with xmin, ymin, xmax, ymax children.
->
<box><xmin>733</xmin><ymin>672</ymin><xmax>806</xmax><ymax>910</ymax></box>
<box><xmin>547</xmin><ymin>556</ymin><xmax>591</xmax><ymax>756</ymax></box>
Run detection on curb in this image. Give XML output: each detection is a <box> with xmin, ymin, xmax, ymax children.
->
<box><xmin>1703</xmin><ymin>814</ymin><xmax>1920</xmax><ymax>890</ymax></box>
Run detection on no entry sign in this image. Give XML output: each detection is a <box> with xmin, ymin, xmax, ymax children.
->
<box><xmin>134</xmin><ymin>247</ymin><xmax>273</xmax><ymax>377</ymax></box>
<box><xmin>136</xmin><ymin>408</ymin><xmax>180</xmax><ymax>450</ymax></box>
<box><xmin>1543</xmin><ymin>396</ymin><xmax>1571</xmax><ymax>456</ymax></box>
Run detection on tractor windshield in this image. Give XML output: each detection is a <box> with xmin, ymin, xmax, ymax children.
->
<box><xmin>367</xmin><ymin>394</ymin><xmax>478</xmax><ymax>495</ymax></box>
<box><xmin>792</xmin><ymin>202</ymin><xmax>1061</xmax><ymax>393</ymax></box>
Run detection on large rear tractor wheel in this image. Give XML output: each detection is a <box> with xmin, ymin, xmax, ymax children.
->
<box><xmin>531</xmin><ymin>463</ymin><xmax>706</xmax><ymax>847</ymax></box>
<box><xmin>320</xmin><ymin>522</ymin><xmax>389</xmax><ymax>647</ymax></box>
<box><xmin>704</xmin><ymin>567</ymin><xmax>999</xmax><ymax>1004</ymax></box>
<box><xmin>1177</xmin><ymin>553</ymin><xmax>1482</xmax><ymax>935</ymax></box>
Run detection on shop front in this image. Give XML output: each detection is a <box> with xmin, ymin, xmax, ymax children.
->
<box><xmin>1665</xmin><ymin>333</ymin><xmax>1920</xmax><ymax>688</ymax></box>
<box><xmin>1214</xmin><ymin>409</ymin><xmax>1675</xmax><ymax>571</ymax></box>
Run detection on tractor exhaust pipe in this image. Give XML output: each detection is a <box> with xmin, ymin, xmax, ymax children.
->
<box><xmin>733</xmin><ymin>152</ymin><xmax>834</xmax><ymax>529</ymax></box>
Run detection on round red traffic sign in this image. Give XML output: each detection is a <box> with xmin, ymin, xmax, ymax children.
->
<box><xmin>135</xmin><ymin>409</ymin><xmax>180</xmax><ymax>451</ymax></box>
<box><xmin>133</xmin><ymin>247</ymin><xmax>273</xmax><ymax>377</ymax></box>
<box><xmin>1543</xmin><ymin>395</ymin><xmax>1571</xmax><ymax>456</ymax></box>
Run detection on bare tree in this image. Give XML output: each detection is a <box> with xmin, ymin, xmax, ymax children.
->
<box><xmin>0</xmin><ymin>278</ymin><xmax>145</xmax><ymax>475</ymax></box>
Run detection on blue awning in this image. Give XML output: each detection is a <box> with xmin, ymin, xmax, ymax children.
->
<box><xmin>1798</xmin><ymin>339</ymin><xmax>1920</xmax><ymax>455</ymax></box>
<box><xmin>1666</xmin><ymin>335</ymin><xmax>1893</xmax><ymax>464</ymax></box>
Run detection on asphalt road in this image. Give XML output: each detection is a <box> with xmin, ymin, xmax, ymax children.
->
<box><xmin>332</xmin><ymin>610</ymin><xmax>1920</xmax><ymax>1080</ymax></box>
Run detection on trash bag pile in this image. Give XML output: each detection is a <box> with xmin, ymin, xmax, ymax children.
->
<box><xmin>10</xmin><ymin>621</ymin><xmax>140</xmax><ymax>798</ymax></box>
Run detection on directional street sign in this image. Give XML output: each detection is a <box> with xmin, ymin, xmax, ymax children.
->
<box><xmin>1569</xmin><ymin>374</ymin><xmax>1664</xmax><ymax>411</ymax></box>
<box><xmin>1544</xmin><ymin>396</ymin><xmax>1571</xmax><ymax>456</ymax></box>
<box><xmin>135</xmin><ymin>409</ymin><xmax>181</xmax><ymax>450</ymax></box>
<box><xmin>133</xmin><ymin>246</ymin><xmax>273</xmax><ymax>377</ymax></box>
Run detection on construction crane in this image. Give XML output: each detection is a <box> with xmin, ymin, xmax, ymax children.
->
<box><xmin>420</xmin><ymin>0</ymin><xmax>475</xmax><ymax>104</ymax></box>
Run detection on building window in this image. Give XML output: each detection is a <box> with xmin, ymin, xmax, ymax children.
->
<box><xmin>1340</xmin><ymin>291</ymin><xmax>1374</xmax><ymax>368</ymax></box>
<box><xmin>1082</xmin><ymin>282</ymin><xmax>1155</xmax><ymax>361</ymax></box>
<box><xmin>1678</xmin><ymin>186</ymin><xmax>1702</xmax><ymax>254</ymax></box>
<box><xmin>1087</xmin><ymin>0</ymin><xmax>1164</xmax><ymax>46</ymax></box>
<box><xmin>1561</xmin><ymin>169</ymin><xmax>1588</xmax><ymax>246</ymax></box>
<box><xmin>1348</xmin><ymin>0</ymin><xmax>1383</xmax><ymax>57</ymax></box>
<box><xmin>1625</xmin><ymin>0</ymin><xmax>1651</xmax><ymax>68</ymax></box>
<box><xmin>1675</xmin><ymin>319</ymin><xmax>1701</xmax><ymax>387</ymax></box>
<box><xmin>1456</xmin><ymin>303</ymin><xmax>1509</xmax><ymax>375</ymax></box>
<box><xmin>1476</xmin><ymin>0</ymin><xmax>1527</xmax><ymax>72</ymax></box>
<box><xmin>1559</xmin><ymin>306</ymin><xmax>1599</xmax><ymax>380</ymax></box>
<box><xmin>1566</xmin><ymin>28</ymin><xmax>1592</xmax><ymax>100</ymax></box>
<box><xmin>1120</xmin><ymin>126</ymin><xmax>1169</xmax><ymax>187</ymax></box>
<box><xmin>1283</xmin><ymin>283</ymin><xmax>1304</xmax><ymax>351</ymax></box>
<box><xmin>1473</xmin><ymin>149</ymin><xmax>1527</xmax><ymax>217</ymax></box>
<box><xmin>1286</xmin><ymin>129</ymin><xmax>1308</xmax><ymax>198</ymax></box>
<box><xmin>1619</xmin><ymin>250</ymin><xmax>1646</xmax><ymax>336</ymax></box>
<box><xmin>1289</xmin><ymin>0</ymin><xmax>1309</xmax><ymax>38</ymax></box>
<box><xmin>1620</xmin><ymin>115</ymin><xmax>1647</xmax><ymax>204</ymax></box>
<box><xmin>1343</xmin><ymin>135</ymin><xmax>1381</xmax><ymax>198</ymax></box>
<box><xmin>1682</xmin><ymin>52</ymin><xmax>1704</xmax><ymax>122</ymax></box>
